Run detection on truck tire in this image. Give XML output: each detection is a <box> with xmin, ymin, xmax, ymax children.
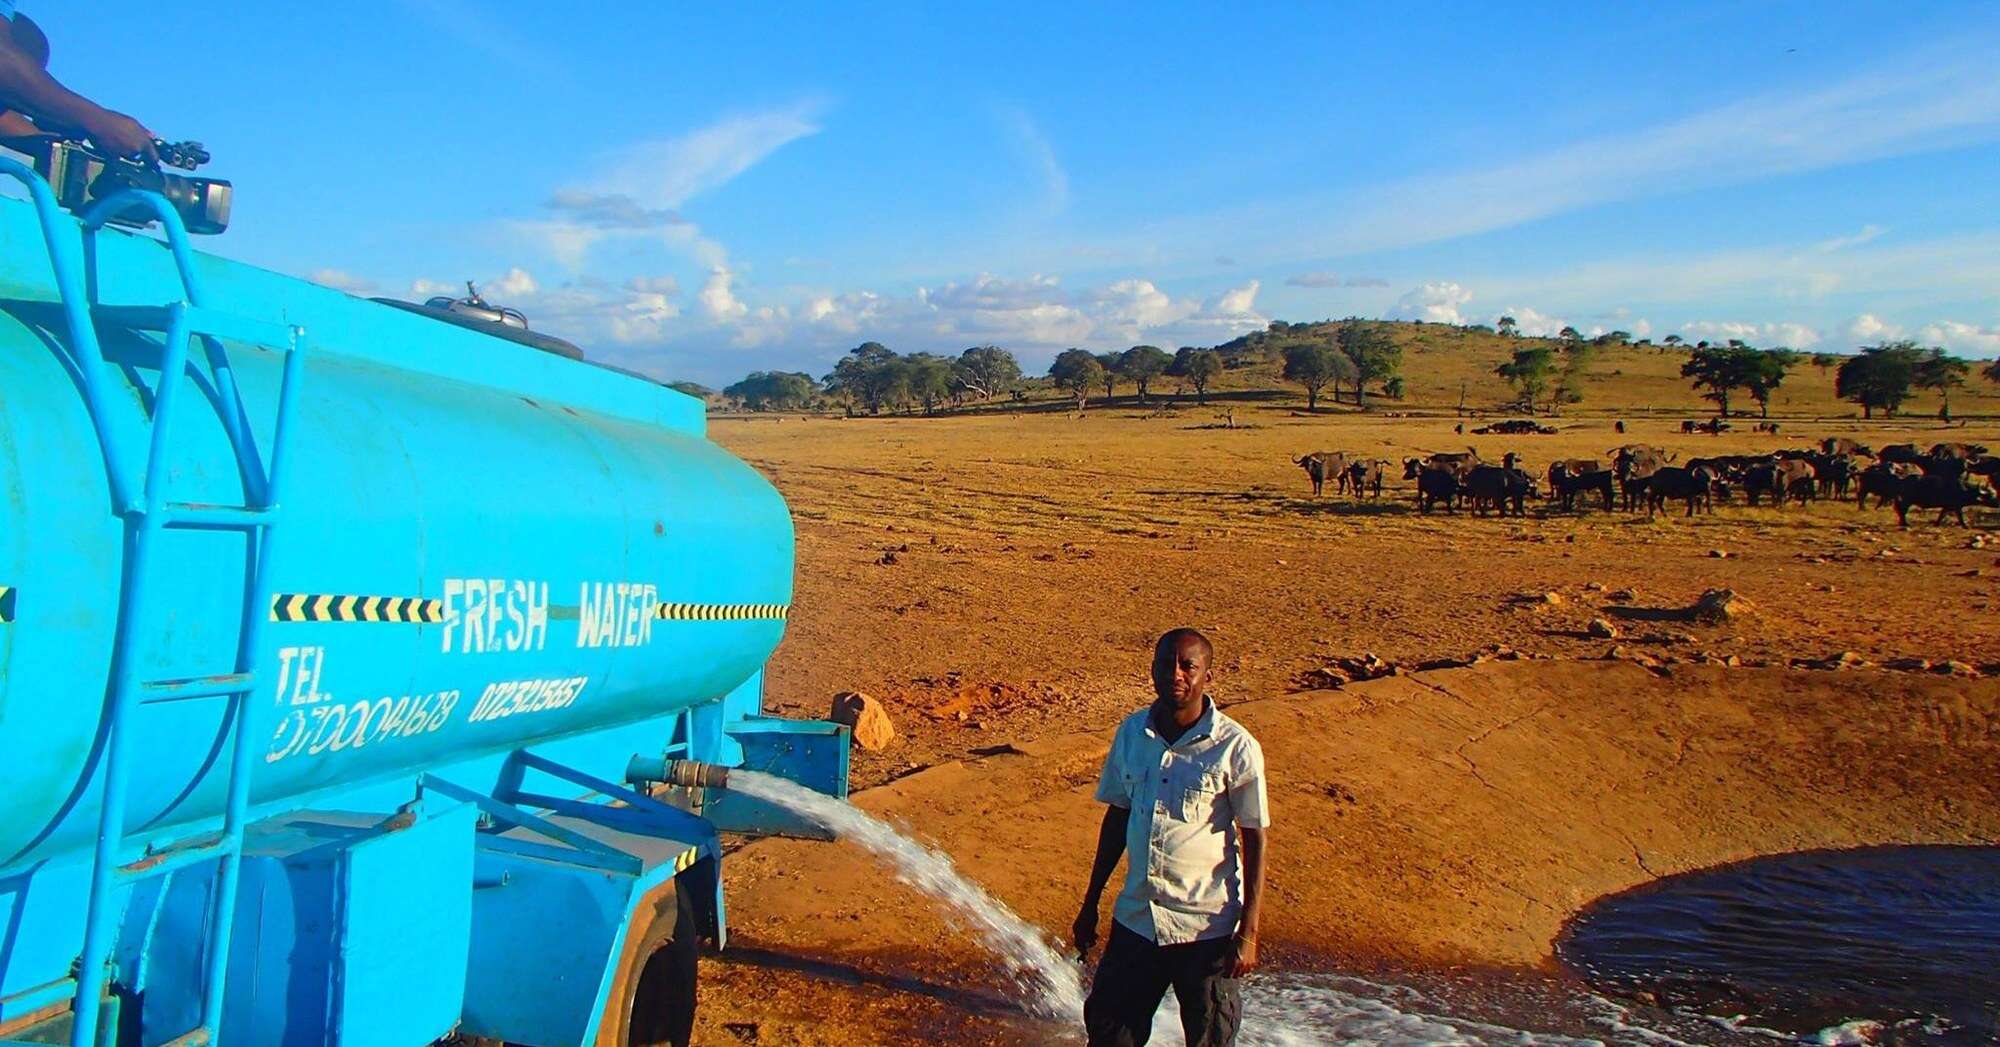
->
<box><xmin>599</xmin><ymin>873</ymin><xmax>699</xmax><ymax>1047</ymax></box>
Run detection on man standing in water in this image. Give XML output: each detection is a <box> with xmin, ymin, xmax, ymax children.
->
<box><xmin>1074</xmin><ymin>628</ymin><xmax>1269</xmax><ymax>1046</ymax></box>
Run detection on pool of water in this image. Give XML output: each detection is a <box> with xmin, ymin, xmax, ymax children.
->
<box><xmin>1557</xmin><ymin>845</ymin><xmax>2000</xmax><ymax>1043</ymax></box>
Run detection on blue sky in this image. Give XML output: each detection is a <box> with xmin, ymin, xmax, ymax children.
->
<box><xmin>44</xmin><ymin>1</ymin><xmax>2000</xmax><ymax>385</ymax></box>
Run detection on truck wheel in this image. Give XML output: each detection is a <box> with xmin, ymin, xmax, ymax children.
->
<box><xmin>599</xmin><ymin>873</ymin><xmax>699</xmax><ymax>1047</ymax></box>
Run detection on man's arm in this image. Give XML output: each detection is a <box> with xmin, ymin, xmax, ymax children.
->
<box><xmin>0</xmin><ymin>15</ymin><xmax>154</xmax><ymax>159</ymax></box>
<box><xmin>1071</xmin><ymin>805</ymin><xmax>1129</xmax><ymax>957</ymax></box>
<box><xmin>1231</xmin><ymin>825</ymin><xmax>1265</xmax><ymax>977</ymax></box>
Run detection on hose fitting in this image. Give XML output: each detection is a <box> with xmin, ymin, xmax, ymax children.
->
<box><xmin>626</xmin><ymin>755</ymin><xmax>731</xmax><ymax>790</ymax></box>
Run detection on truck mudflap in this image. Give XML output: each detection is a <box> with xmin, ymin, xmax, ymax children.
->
<box><xmin>437</xmin><ymin>751</ymin><xmax>724</xmax><ymax>1047</ymax></box>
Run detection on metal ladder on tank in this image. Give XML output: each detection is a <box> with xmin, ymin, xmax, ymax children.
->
<box><xmin>0</xmin><ymin>159</ymin><xmax>307</xmax><ymax>1046</ymax></box>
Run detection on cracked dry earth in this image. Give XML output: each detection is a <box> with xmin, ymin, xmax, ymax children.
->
<box><xmin>692</xmin><ymin>411</ymin><xmax>2000</xmax><ymax>1044</ymax></box>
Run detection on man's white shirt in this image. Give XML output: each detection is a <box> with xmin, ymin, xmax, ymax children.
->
<box><xmin>1094</xmin><ymin>700</ymin><xmax>1268</xmax><ymax>945</ymax></box>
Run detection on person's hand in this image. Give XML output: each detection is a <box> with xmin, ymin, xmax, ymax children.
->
<box><xmin>82</xmin><ymin>107</ymin><xmax>155</xmax><ymax>162</ymax></box>
<box><xmin>1072</xmin><ymin>902</ymin><xmax>1100</xmax><ymax>958</ymax></box>
<box><xmin>1229</xmin><ymin>933</ymin><xmax>1259</xmax><ymax>977</ymax></box>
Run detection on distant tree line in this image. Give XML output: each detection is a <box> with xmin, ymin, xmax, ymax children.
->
<box><xmin>691</xmin><ymin>317</ymin><xmax>1994</xmax><ymax>419</ymax></box>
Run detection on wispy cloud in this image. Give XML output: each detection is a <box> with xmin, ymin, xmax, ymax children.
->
<box><xmin>591</xmin><ymin>99</ymin><xmax>828</xmax><ymax>212</ymax></box>
<box><xmin>1288</xmin><ymin>271</ymin><xmax>1389</xmax><ymax>289</ymax></box>
<box><xmin>391</xmin><ymin>0</ymin><xmax>556</xmax><ymax>75</ymax></box>
<box><xmin>1028</xmin><ymin>40</ymin><xmax>2000</xmax><ymax>275</ymax></box>
<box><xmin>508</xmin><ymin>99</ymin><xmax>829</xmax><ymax>272</ymax></box>
<box><xmin>995</xmin><ymin>105</ymin><xmax>1069</xmax><ymax>218</ymax></box>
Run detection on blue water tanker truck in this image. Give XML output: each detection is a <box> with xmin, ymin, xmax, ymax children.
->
<box><xmin>0</xmin><ymin>141</ymin><xmax>848</xmax><ymax>1046</ymax></box>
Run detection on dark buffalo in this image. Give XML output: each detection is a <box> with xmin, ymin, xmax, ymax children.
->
<box><xmin>1549</xmin><ymin>460</ymin><xmax>1613</xmax><ymax>512</ymax></box>
<box><xmin>1891</xmin><ymin>474</ymin><xmax>2000</xmax><ymax>527</ymax></box>
<box><xmin>1293</xmin><ymin>451</ymin><xmax>1350</xmax><ymax>497</ymax></box>
<box><xmin>1646</xmin><ymin>466</ymin><xmax>1719</xmax><ymax>518</ymax></box>
<box><xmin>1820</xmin><ymin>437</ymin><xmax>1873</xmax><ymax>458</ymax></box>
<box><xmin>1855</xmin><ymin>462</ymin><xmax>1921</xmax><ymax>509</ymax></box>
<box><xmin>1463</xmin><ymin>464</ymin><xmax>1538</xmax><ymax>517</ymax></box>
<box><xmin>1812</xmin><ymin>453</ymin><xmax>1857</xmax><ymax>500</ymax></box>
<box><xmin>1414</xmin><ymin>466</ymin><xmax>1461</xmax><ymax>514</ymax></box>
<box><xmin>1931</xmin><ymin>442</ymin><xmax>1989</xmax><ymax>461</ymax></box>
<box><xmin>1346</xmin><ymin>459</ymin><xmax>1387</xmax><ymax>499</ymax></box>
<box><xmin>1877</xmin><ymin>443</ymin><xmax>1924</xmax><ymax>466</ymax></box>
<box><xmin>1611</xmin><ymin>445</ymin><xmax>1674</xmax><ymax>512</ymax></box>
<box><xmin>1743</xmin><ymin>457</ymin><xmax>1814</xmax><ymax>507</ymax></box>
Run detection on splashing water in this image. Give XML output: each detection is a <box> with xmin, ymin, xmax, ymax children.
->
<box><xmin>728</xmin><ymin>769</ymin><xmax>1089</xmax><ymax>1020</ymax></box>
<box><xmin>728</xmin><ymin>770</ymin><xmax>1771</xmax><ymax>1044</ymax></box>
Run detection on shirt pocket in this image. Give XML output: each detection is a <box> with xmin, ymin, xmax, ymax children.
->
<box><xmin>1174</xmin><ymin>767</ymin><xmax>1228</xmax><ymax>824</ymax></box>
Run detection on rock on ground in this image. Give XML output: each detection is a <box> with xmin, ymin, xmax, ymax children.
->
<box><xmin>830</xmin><ymin>691</ymin><xmax>898</xmax><ymax>751</ymax></box>
<box><xmin>1689</xmin><ymin>588</ymin><xmax>1753</xmax><ymax>624</ymax></box>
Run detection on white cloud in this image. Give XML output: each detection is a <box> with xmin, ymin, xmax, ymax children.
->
<box><xmin>1498</xmin><ymin>306</ymin><xmax>1569</xmax><ymax>337</ymax></box>
<box><xmin>1211</xmin><ymin>280</ymin><xmax>1260</xmax><ymax>317</ymax></box>
<box><xmin>309</xmin><ymin>268</ymin><xmax>376</xmax><ymax>294</ymax></box>
<box><xmin>486</xmin><ymin>266</ymin><xmax>537</xmax><ymax>297</ymax></box>
<box><xmin>1917</xmin><ymin>320</ymin><xmax>2000</xmax><ymax>357</ymax></box>
<box><xmin>1388</xmin><ymin>282</ymin><xmax>1473</xmax><ymax>324</ymax></box>
<box><xmin>1676</xmin><ymin>319</ymin><xmax>1822</xmax><ymax>348</ymax></box>
<box><xmin>698</xmin><ymin>267</ymin><xmax>748</xmax><ymax>322</ymax></box>
<box><xmin>1841</xmin><ymin>314</ymin><xmax>1904</xmax><ymax>342</ymax></box>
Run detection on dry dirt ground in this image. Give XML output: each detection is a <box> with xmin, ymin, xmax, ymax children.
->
<box><xmin>690</xmin><ymin>408</ymin><xmax>2000</xmax><ymax>1044</ymax></box>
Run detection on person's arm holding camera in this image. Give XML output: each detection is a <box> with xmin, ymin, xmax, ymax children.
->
<box><xmin>0</xmin><ymin>10</ymin><xmax>155</xmax><ymax>161</ymax></box>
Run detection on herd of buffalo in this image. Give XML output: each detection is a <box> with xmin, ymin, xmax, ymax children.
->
<box><xmin>1291</xmin><ymin>438</ymin><xmax>2000</xmax><ymax>526</ymax></box>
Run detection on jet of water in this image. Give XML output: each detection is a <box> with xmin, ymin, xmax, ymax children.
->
<box><xmin>728</xmin><ymin>769</ymin><xmax>1088</xmax><ymax>1021</ymax></box>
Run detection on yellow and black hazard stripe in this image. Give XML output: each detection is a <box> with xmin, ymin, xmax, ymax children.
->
<box><xmin>672</xmin><ymin>845</ymin><xmax>704</xmax><ymax>873</ymax></box>
<box><xmin>653</xmin><ymin>602</ymin><xmax>790</xmax><ymax>622</ymax></box>
<box><xmin>0</xmin><ymin>585</ymin><xmax>14</xmax><ymax>624</ymax></box>
<box><xmin>270</xmin><ymin>593</ymin><xmax>447</xmax><ymax>624</ymax></box>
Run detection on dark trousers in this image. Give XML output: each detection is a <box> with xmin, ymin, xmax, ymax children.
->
<box><xmin>1084</xmin><ymin>921</ymin><xmax>1242</xmax><ymax>1046</ymax></box>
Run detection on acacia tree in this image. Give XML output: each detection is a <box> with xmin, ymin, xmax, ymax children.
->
<box><xmin>1915</xmin><ymin>347</ymin><xmax>1969</xmax><ymax>415</ymax></box>
<box><xmin>1281</xmin><ymin>341</ymin><xmax>1354</xmax><ymax>411</ymax></box>
<box><xmin>901</xmin><ymin>353</ymin><xmax>956</xmax><ymax>415</ymax></box>
<box><xmin>1337</xmin><ymin>324</ymin><xmax>1402</xmax><ymax>408</ymax></box>
<box><xmin>1984</xmin><ymin>358</ymin><xmax>2000</xmax><ymax>387</ymax></box>
<box><xmin>1093</xmin><ymin>352</ymin><xmax>1122</xmax><ymax>400</ymax></box>
<box><xmin>1495</xmin><ymin>346</ymin><xmax>1556</xmax><ymax>413</ymax></box>
<box><xmin>1118</xmin><ymin>345</ymin><xmax>1171</xmax><ymax>403</ymax></box>
<box><xmin>1680</xmin><ymin>344</ymin><xmax>1773</xmax><ymax>417</ymax></box>
<box><xmin>952</xmin><ymin>345</ymin><xmax>1022</xmax><ymax>401</ymax></box>
<box><xmin>1169</xmin><ymin>348</ymin><xmax>1224</xmax><ymax>404</ymax></box>
<box><xmin>1836</xmin><ymin>340</ymin><xmax>1924</xmax><ymax>418</ymax></box>
<box><xmin>1811</xmin><ymin>352</ymin><xmax>1840</xmax><ymax>380</ymax></box>
<box><xmin>1555</xmin><ymin>342</ymin><xmax>1600</xmax><ymax>412</ymax></box>
<box><xmin>722</xmin><ymin>371</ymin><xmax>815</xmax><ymax>411</ymax></box>
<box><xmin>1050</xmin><ymin>348</ymin><xmax>1105</xmax><ymax>412</ymax></box>
<box><xmin>1745</xmin><ymin>349</ymin><xmax>1798</xmax><ymax>417</ymax></box>
<box><xmin>1496</xmin><ymin>315</ymin><xmax>1519</xmax><ymax>337</ymax></box>
<box><xmin>823</xmin><ymin>342</ymin><xmax>904</xmax><ymax>415</ymax></box>
<box><xmin>1558</xmin><ymin>325</ymin><xmax>1582</xmax><ymax>342</ymax></box>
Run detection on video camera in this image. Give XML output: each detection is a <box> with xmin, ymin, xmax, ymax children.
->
<box><xmin>3</xmin><ymin>132</ymin><xmax>231</xmax><ymax>235</ymax></box>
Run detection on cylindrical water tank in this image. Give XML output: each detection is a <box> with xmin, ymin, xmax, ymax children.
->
<box><xmin>0</xmin><ymin>204</ymin><xmax>793</xmax><ymax>871</ymax></box>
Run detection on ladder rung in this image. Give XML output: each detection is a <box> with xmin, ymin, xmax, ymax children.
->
<box><xmin>0</xmin><ymin>975</ymin><xmax>75</xmax><ymax>1028</ymax></box>
<box><xmin>140</xmin><ymin>672</ymin><xmax>255</xmax><ymax>704</ymax></box>
<box><xmin>161</xmin><ymin>501</ymin><xmax>276</xmax><ymax>529</ymax></box>
<box><xmin>159</xmin><ymin>1028</ymin><xmax>213</xmax><ymax>1046</ymax></box>
<box><xmin>113</xmin><ymin>835</ymin><xmax>230</xmax><ymax>882</ymax></box>
<box><xmin>94</xmin><ymin>302</ymin><xmax>298</xmax><ymax>352</ymax></box>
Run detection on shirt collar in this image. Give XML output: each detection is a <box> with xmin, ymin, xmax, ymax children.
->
<box><xmin>1146</xmin><ymin>698</ymin><xmax>1218</xmax><ymax>749</ymax></box>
